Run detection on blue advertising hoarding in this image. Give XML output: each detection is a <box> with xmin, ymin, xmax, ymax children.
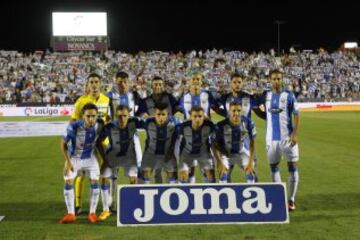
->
<box><xmin>117</xmin><ymin>183</ymin><xmax>289</xmax><ymax>226</ymax></box>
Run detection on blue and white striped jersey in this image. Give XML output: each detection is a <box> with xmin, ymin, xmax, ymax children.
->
<box><xmin>144</xmin><ymin>116</ymin><xmax>181</xmax><ymax>155</ymax></box>
<box><xmin>217</xmin><ymin>92</ymin><xmax>258</xmax><ymax>119</ymax></box>
<box><xmin>259</xmin><ymin>90</ymin><xmax>299</xmax><ymax>143</ymax></box>
<box><xmin>176</xmin><ymin>119</ymin><xmax>215</xmax><ymax>155</ymax></box>
<box><xmin>212</xmin><ymin>117</ymin><xmax>256</xmax><ymax>156</ymax></box>
<box><xmin>99</xmin><ymin>117</ymin><xmax>144</xmax><ymax>157</ymax></box>
<box><xmin>107</xmin><ymin>90</ymin><xmax>141</xmax><ymax>119</ymax></box>
<box><xmin>63</xmin><ymin>119</ymin><xmax>104</xmax><ymax>159</ymax></box>
<box><xmin>178</xmin><ymin>90</ymin><xmax>216</xmax><ymax>119</ymax></box>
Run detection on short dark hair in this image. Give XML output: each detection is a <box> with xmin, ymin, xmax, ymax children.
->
<box><xmin>87</xmin><ymin>72</ymin><xmax>101</xmax><ymax>81</ymax></box>
<box><xmin>229</xmin><ymin>101</ymin><xmax>242</xmax><ymax>108</ymax></box>
<box><xmin>190</xmin><ymin>105</ymin><xmax>204</xmax><ymax>113</ymax></box>
<box><xmin>269</xmin><ymin>69</ymin><xmax>283</xmax><ymax>77</ymax></box>
<box><xmin>82</xmin><ymin>103</ymin><xmax>98</xmax><ymax>114</ymax></box>
<box><xmin>230</xmin><ymin>72</ymin><xmax>245</xmax><ymax>80</ymax></box>
<box><xmin>154</xmin><ymin>102</ymin><xmax>168</xmax><ymax>111</ymax></box>
<box><xmin>116</xmin><ymin>105</ymin><xmax>130</xmax><ymax>112</ymax></box>
<box><xmin>152</xmin><ymin>76</ymin><xmax>163</xmax><ymax>82</ymax></box>
<box><xmin>116</xmin><ymin>71</ymin><xmax>129</xmax><ymax>79</ymax></box>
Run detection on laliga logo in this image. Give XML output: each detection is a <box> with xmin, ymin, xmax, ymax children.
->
<box><xmin>24</xmin><ymin>107</ymin><xmax>33</xmax><ymax>116</ymax></box>
<box><xmin>133</xmin><ymin>187</ymin><xmax>272</xmax><ymax>223</ymax></box>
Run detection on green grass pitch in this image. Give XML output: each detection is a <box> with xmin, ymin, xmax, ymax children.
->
<box><xmin>0</xmin><ymin>112</ymin><xmax>359</xmax><ymax>239</ymax></box>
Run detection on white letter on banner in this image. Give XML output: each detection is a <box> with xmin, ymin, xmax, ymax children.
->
<box><xmin>133</xmin><ymin>189</ymin><xmax>158</xmax><ymax>222</ymax></box>
<box><xmin>160</xmin><ymin>188</ymin><xmax>188</xmax><ymax>215</ymax></box>
<box><xmin>242</xmin><ymin>187</ymin><xmax>272</xmax><ymax>214</ymax></box>
<box><xmin>190</xmin><ymin>188</ymin><xmax>241</xmax><ymax>214</ymax></box>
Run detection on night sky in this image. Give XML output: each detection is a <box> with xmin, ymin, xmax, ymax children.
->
<box><xmin>1</xmin><ymin>0</ymin><xmax>359</xmax><ymax>53</ymax></box>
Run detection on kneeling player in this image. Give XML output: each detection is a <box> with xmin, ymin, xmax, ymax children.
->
<box><xmin>211</xmin><ymin>102</ymin><xmax>256</xmax><ymax>183</ymax></box>
<box><xmin>176</xmin><ymin>106</ymin><xmax>216</xmax><ymax>183</ymax></box>
<box><xmin>141</xmin><ymin>102</ymin><xmax>180</xmax><ymax>184</ymax></box>
<box><xmin>59</xmin><ymin>103</ymin><xmax>104</xmax><ymax>224</ymax></box>
<box><xmin>97</xmin><ymin>105</ymin><xmax>144</xmax><ymax>220</ymax></box>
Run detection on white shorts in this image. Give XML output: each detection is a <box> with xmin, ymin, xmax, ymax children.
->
<box><xmin>101</xmin><ymin>151</ymin><xmax>138</xmax><ymax>177</ymax></box>
<box><xmin>179</xmin><ymin>152</ymin><xmax>214</xmax><ymax>172</ymax></box>
<box><xmin>266</xmin><ymin>140</ymin><xmax>299</xmax><ymax>164</ymax></box>
<box><xmin>141</xmin><ymin>152</ymin><xmax>177</xmax><ymax>172</ymax></box>
<box><xmin>64</xmin><ymin>156</ymin><xmax>100</xmax><ymax>181</ymax></box>
<box><xmin>221</xmin><ymin>152</ymin><xmax>252</xmax><ymax>169</ymax></box>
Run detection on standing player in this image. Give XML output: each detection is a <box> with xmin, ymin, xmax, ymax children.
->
<box><xmin>211</xmin><ymin>102</ymin><xmax>256</xmax><ymax>183</ymax></box>
<box><xmin>71</xmin><ymin>73</ymin><xmax>110</xmax><ymax>216</ymax></box>
<box><xmin>141</xmin><ymin>102</ymin><xmax>180</xmax><ymax>184</ymax></box>
<box><xmin>176</xmin><ymin>106</ymin><xmax>216</xmax><ymax>183</ymax></box>
<box><xmin>106</xmin><ymin>71</ymin><xmax>143</xmax><ymax>211</ymax></box>
<box><xmin>137</xmin><ymin>76</ymin><xmax>178</xmax><ymax>183</ymax></box>
<box><xmin>59</xmin><ymin>103</ymin><xmax>104</xmax><ymax>224</ymax></box>
<box><xmin>97</xmin><ymin>105</ymin><xmax>144</xmax><ymax>221</ymax></box>
<box><xmin>258</xmin><ymin>69</ymin><xmax>300</xmax><ymax>211</ymax></box>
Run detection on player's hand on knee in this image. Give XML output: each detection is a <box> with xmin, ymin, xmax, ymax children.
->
<box><xmin>179</xmin><ymin>171</ymin><xmax>188</xmax><ymax>182</ymax></box>
<box><xmin>290</xmin><ymin>133</ymin><xmax>297</xmax><ymax>147</ymax></box>
<box><xmin>244</xmin><ymin>164</ymin><xmax>255</xmax><ymax>175</ymax></box>
<box><xmin>129</xmin><ymin>176</ymin><xmax>137</xmax><ymax>184</ymax></box>
<box><xmin>217</xmin><ymin>161</ymin><xmax>228</xmax><ymax>177</ymax></box>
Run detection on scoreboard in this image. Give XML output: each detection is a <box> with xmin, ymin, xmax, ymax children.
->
<box><xmin>51</xmin><ymin>12</ymin><xmax>109</xmax><ymax>51</ymax></box>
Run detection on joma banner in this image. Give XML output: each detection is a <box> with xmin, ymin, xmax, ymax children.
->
<box><xmin>117</xmin><ymin>183</ymin><xmax>289</xmax><ymax>226</ymax></box>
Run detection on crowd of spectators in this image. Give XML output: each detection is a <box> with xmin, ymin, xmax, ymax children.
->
<box><xmin>0</xmin><ymin>48</ymin><xmax>359</xmax><ymax>104</ymax></box>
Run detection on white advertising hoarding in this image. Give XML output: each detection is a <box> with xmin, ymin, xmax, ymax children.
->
<box><xmin>0</xmin><ymin>106</ymin><xmax>74</xmax><ymax>117</ymax></box>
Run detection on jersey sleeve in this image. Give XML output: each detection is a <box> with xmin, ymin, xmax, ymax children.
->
<box><xmin>288</xmin><ymin>92</ymin><xmax>299</xmax><ymax>115</ymax></box>
<box><xmin>133</xmin><ymin>91</ymin><xmax>142</xmax><ymax>105</ymax></box>
<box><xmin>246</xmin><ymin>118</ymin><xmax>257</xmax><ymax>140</ymax></box>
<box><xmin>208</xmin><ymin>91</ymin><xmax>216</xmax><ymax>108</ymax></box>
<box><xmin>136</xmin><ymin>98</ymin><xmax>147</xmax><ymax>116</ymax></box>
<box><xmin>210</xmin><ymin>124</ymin><xmax>221</xmax><ymax>145</ymax></box>
<box><xmin>250</xmin><ymin>94</ymin><xmax>259</xmax><ymax>109</ymax></box>
<box><xmin>209</xmin><ymin>120</ymin><xmax>216</xmax><ymax>133</ymax></box>
<box><xmin>71</xmin><ymin>98</ymin><xmax>83</xmax><ymax>120</ymax></box>
<box><xmin>174</xmin><ymin>123</ymin><xmax>184</xmax><ymax>140</ymax></box>
<box><xmin>169</xmin><ymin>94</ymin><xmax>178</xmax><ymax>114</ymax></box>
<box><xmin>253</xmin><ymin>91</ymin><xmax>267</xmax><ymax>108</ymax></box>
<box><xmin>98</xmin><ymin>124</ymin><xmax>111</xmax><ymax>143</ymax></box>
<box><xmin>176</xmin><ymin>96</ymin><xmax>185</xmax><ymax>114</ymax></box>
<box><xmin>63</xmin><ymin>123</ymin><xmax>76</xmax><ymax>143</ymax></box>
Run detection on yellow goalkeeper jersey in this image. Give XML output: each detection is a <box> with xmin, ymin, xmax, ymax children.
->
<box><xmin>71</xmin><ymin>93</ymin><xmax>110</xmax><ymax>121</ymax></box>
